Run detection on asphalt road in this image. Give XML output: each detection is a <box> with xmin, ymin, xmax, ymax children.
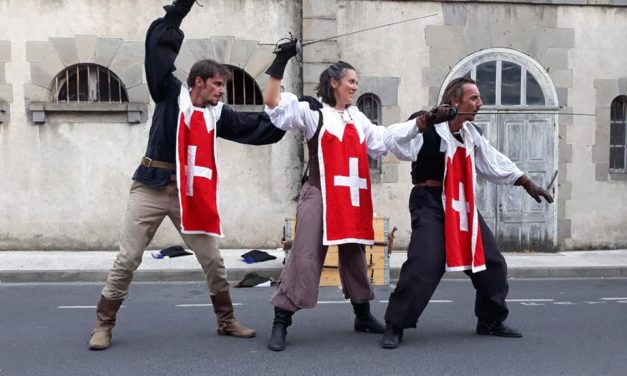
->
<box><xmin>1</xmin><ymin>278</ymin><xmax>626</xmax><ymax>376</ymax></box>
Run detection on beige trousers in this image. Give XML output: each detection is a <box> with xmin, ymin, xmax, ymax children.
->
<box><xmin>102</xmin><ymin>181</ymin><xmax>228</xmax><ymax>300</ymax></box>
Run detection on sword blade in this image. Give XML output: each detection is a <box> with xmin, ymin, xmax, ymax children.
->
<box><xmin>457</xmin><ymin>111</ymin><xmax>595</xmax><ymax>116</ymax></box>
<box><xmin>300</xmin><ymin>13</ymin><xmax>439</xmax><ymax>47</ymax></box>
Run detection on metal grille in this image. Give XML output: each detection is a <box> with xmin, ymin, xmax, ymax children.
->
<box><xmin>609</xmin><ymin>96</ymin><xmax>627</xmax><ymax>172</ymax></box>
<box><xmin>224</xmin><ymin>65</ymin><xmax>261</xmax><ymax>106</ymax></box>
<box><xmin>357</xmin><ymin>93</ymin><xmax>383</xmax><ymax>172</ymax></box>
<box><xmin>52</xmin><ymin>64</ymin><xmax>128</xmax><ymax>103</ymax></box>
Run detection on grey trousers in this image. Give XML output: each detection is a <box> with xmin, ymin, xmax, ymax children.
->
<box><xmin>102</xmin><ymin>181</ymin><xmax>229</xmax><ymax>300</ymax></box>
<box><xmin>271</xmin><ymin>182</ymin><xmax>375</xmax><ymax>312</ymax></box>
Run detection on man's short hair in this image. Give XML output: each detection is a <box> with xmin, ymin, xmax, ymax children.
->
<box><xmin>440</xmin><ymin>76</ymin><xmax>476</xmax><ymax>105</ymax></box>
<box><xmin>186</xmin><ymin>59</ymin><xmax>232</xmax><ymax>87</ymax></box>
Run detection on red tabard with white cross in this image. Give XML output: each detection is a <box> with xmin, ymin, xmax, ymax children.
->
<box><xmin>443</xmin><ymin>146</ymin><xmax>485</xmax><ymax>272</ymax></box>
<box><xmin>319</xmin><ymin>123</ymin><xmax>374</xmax><ymax>245</ymax></box>
<box><xmin>177</xmin><ymin>110</ymin><xmax>221</xmax><ymax>236</ymax></box>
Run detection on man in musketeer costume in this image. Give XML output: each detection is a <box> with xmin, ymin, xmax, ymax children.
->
<box><xmin>262</xmin><ymin>43</ymin><xmax>416</xmax><ymax>351</ymax></box>
<box><xmin>380</xmin><ymin>77</ymin><xmax>553</xmax><ymax>349</ymax></box>
<box><xmin>88</xmin><ymin>0</ymin><xmax>285</xmax><ymax>350</ymax></box>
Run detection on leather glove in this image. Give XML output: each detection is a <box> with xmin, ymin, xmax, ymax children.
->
<box><xmin>163</xmin><ymin>0</ymin><xmax>197</xmax><ymax>27</ymax></box>
<box><xmin>299</xmin><ymin>95</ymin><xmax>322</xmax><ymax>111</ymax></box>
<box><xmin>265</xmin><ymin>39</ymin><xmax>299</xmax><ymax>79</ymax></box>
<box><xmin>515</xmin><ymin>175</ymin><xmax>553</xmax><ymax>204</ymax></box>
<box><xmin>423</xmin><ymin>104</ymin><xmax>458</xmax><ymax>128</ymax></box>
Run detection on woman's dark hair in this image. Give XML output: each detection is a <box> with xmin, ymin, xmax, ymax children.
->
<box><xmin>315</xmin><ymin>61</ymin><xmax>356</xmax><ymax>107</ymax></box>
<box><xmin>186</xmin><ymin>59</ymin><xmax>232</xmax><ymax>88</ymax></box>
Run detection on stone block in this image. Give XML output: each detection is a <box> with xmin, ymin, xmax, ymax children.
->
<box><xmin>109</xmin><ymin>42</ymin><xmax>144</xmax><ymax>80</ymax></box>
<box><xmin>174</xmin><ymin>42</ymin><xmax>197</xmax><ymax>73</ymax></box>
<box><xmin>556</xmin><ymin>87</ymin><xmax>568</xmax><ymax>107</ymax></box>
<box><xmin>0</xmin><ymin>84</ymin><xmax>13</xmax><ymax>103</ymax></box>
<box><xmin>50</xmin><ymin>37</ymin><xmax>79</xmax><ymax>67</ymax></box>
<box><xmin>75</xmin><ymin>34</ymin><xmax>97</xmax><ymax>63</ymax></box>
<box><xmin>382</xmin><ymin>163</ymin><xmax>399</xmax><ymax>183</ymax></box>
<box><xmin>595</xmin><ymin>162</ymin><xmax>609</xmax><ymax>181</ymax></box>
<box><xmin>30</xmin><ymin>63</ymin><xmax>54</xmax><ymax>89</ymax></box>
<box><xmin>119</xmin><ymin>63</ymin><xmax>144</xmax><ymax>89</ymax></box>
<box><xmin>539</xmin><ymin>48</ymin><xmax>569</xmax><ymax>69</ymax></box>
<box><xmin>303</xmin><ymin>18</ymin><xmax>337</xmax><ymax>42</ymax></box>
<box><xmin>211</xmin><ymin>36</ymin><xmax>234</xmax><ymax>65</ymax></box>
<box><xmin>422</xmin><ymin>66</ymin><xmax>450</xmax><ymax>88</ymax></box>
<box><xmin>619</xmin><ymin>77</ymin><xmax>627</xmax><ymax>95</ymax></box>
<box><xmin>550</xmin><ymin>69</ymin><xmax>572</xmax><ymax>88</ymax></box>
<box><xmin>358</xmin><ymin>76</ymin><xmax>400</xmax><ymax>106</ymax></box>
<box><xmin>0</xmin><ymin>41</ymin><xmax>10</xmax><ymax>63</ymax></box>
<box><xmin>425</xmin><ymin>25</ymin><xmax>459</xmax><ymax>47</ymax></box>
<box><xmin>557</xmin><ymin>218</ymin><xmax>571</xmax><ymax>239</ymax></box>
<box><xmin>243</xmin><ymin>44</ymin><xmax>275</xmax><ymax>79</ymax></box>
<box><xmin>429</xmin><ymin>47</ymin><xmax>460</xmax><ymax>69</ymax></box>
<box><xmin>559</xmin><ymin>143</ymin><xmax>573</xmax><ymax>163</ymax></box>
<box><xmin>186</xmin><ymin>39</ymin><xmax>215</xmax><ymax>61</ymax></box>
<box><xmin>303</xmin><ymin>83</ymin><xmax>317</xmax><ymax>97</ymax></box>
<box><xmin>23</xmin><ymin>83</ymin><xmax>50</xmax><ymax>102</ymax></box>
<box><xmin>0</xmin><ymin>63</ymin><xmax>5</xmax><ymax>84</ymax></box>
<box><xmin>303</xmin><ymin>62</ymin><xmax>328</xmax><ymax>84</ymax></box>
<box><xmin>303</xmin><ymin>40</ymin><xmax>339</xmax><ymax>63</ymax></box>
<box><xmin>26</xmin><ymin>41</ymin><xmax>64</xmax><ymax>75</ymax></box>
<box><xmin>382</xmin><ymin>105</ymin><xmax>400</xmax><ymax>124</ymax></box>
<box><xmin>126</xmin><ymin>84</ymin><xmax>150</xmax><ymax>104</ymax></box>
<box><xmin>94</xmin><ymin>38</ymin><xmax>123</xmax><ymax>68</ymax></box>
<box><xmin>535</xmin><ymin>5</ymin><xmax>558</xmax><ymax>27</ymax></box>
<box><xmin>231</xmin><ymin>40</ymin><xmax>258</xmax><ymax>69</ymax></box>
<box><xmin>591</xmin><ymin>144</ymin><xmax>610</xmax><ymax>164</ymax></box>
<box><xmin>442</xmin><ymin>3</ymin><xmax>466</xmax><ymax>25</ymax></box>
<box><xmin>428</xmin><ymin>86</ymin><xmax>440</xmax><ymax>106</ymax></box>
<box><xmin>303</xmin><ymin>0</ymin><xmax>336</xmax><ymax>18</ymax></box>
<box><xmin>558</xmin><ymin>107</ymin><xmax>573</xmax><ymax>127</ymax></box>
<box><xmin>594</xmin><ymin>79</ymin><xmax>619</xmax><ymax>104</ymax></box>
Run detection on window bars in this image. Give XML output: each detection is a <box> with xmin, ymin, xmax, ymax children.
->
<box><xmin>52</xmin><ymin>64</ymin><xmax>128</xmax><ymax>103</ymax></box>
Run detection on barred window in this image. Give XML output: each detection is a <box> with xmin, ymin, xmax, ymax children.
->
<box><xmin>609</xmin><ymin>95</ymin><xmax>627</xmax><ymax>173</ymax></box>
<box><xmin>224</xmin><ymin>65</ymin><xmax>262</xmax><ymax>106</ymax></box>
<box><xmin>357</xmin><ymin>93</ymin><xmax>382</xmax><ymax>172</ymax></box>
<box><xmin>52</xmin><ymin>64</ymin><xmax>128</xmax><ymax>103</ymax></box>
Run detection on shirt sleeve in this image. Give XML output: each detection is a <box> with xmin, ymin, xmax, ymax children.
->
<box><xmin>474</xmin><ymin>135</ymin><xmax>524</xmax><ymax>185</ymax></box>
<box><xmin>382</xmin><ymin>120</ymin><xmax>424</xmax><ymax>161</ymax></box>
<box><xmin>264</xmin><ymin>92</ymin><xmax>320</xmax><ymax>140</ymax></box>
<box><xmin>216</xmin><ymin>105</ymin><xmax>286</xmax><ymax>145</ymax></box>
<box><xmin>144</xmin><ymin>17</ymin><xmax>185</xmax><ymax>103</ymax></box>
<box><xmin>357</xmin><ymin>110</ymin><xmax>388</xmax><ymax>159</ymax></box>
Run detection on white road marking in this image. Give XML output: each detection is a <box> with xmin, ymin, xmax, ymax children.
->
<box><xmin>506</xmin><ymin>299</ymin><xmax>554</xmax><ymax>302</ymax></box>
<box><xmin>378</xmin><ymin>300</ymin><xmax>453</xmax><ymax>304</ymax></box>
<box><xmin>554</xmin><ymin>302</ymin><xmax>576</xmax><ymax>305</ymax></box>
<box><xmin>176</xmin><ymin>303</ymin><xmax>243</xmax><ymax>307</ymax></box>
<box><xmin>600</xmin><ymin>297</ymin><xmax>627</xmax><ymax>301</ymax></box>
<box><xmin>58</xmin><ymin>305</ymin><xmax>126</xmax><ymax>309</ymax></box>
<box><xmin>318</xmin><ymin>301</ymin><xmax>350</xmax><ymax>304</ymax></box>
<box><xmin>520</xmin><ymin>302</ymin><xmax>545</xmax><ymax>306</ymax></box>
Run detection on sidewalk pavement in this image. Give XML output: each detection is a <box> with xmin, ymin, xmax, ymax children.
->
<box><xmin>1</xmin><ymin>249</ymin><xmax>626</xmax><ymax>284</ymax></box>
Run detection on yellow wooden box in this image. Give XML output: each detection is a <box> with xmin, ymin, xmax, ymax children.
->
<box><xmin>283</xmin><ymin>216</ymin><xmax>391</xmax><ymax>286</ymax></box>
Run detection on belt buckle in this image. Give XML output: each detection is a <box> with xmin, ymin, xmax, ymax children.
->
<box><xmin>142</xmin><ymin>156</ymin><xmax>153</xmax><ymax>167</ymax></box>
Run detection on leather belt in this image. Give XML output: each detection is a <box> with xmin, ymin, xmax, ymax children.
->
<box><xmin>141</xmin><ymin>156</ymin><xmax>176</xmax><ymax>170</ymax></box>
<box><xmin>414</xmin><ymin>180</ymin><xmax>443</xmax><ymax>188</ymax></box>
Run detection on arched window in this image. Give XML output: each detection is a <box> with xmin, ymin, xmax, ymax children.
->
<box><xmin>224</xmin><ymin>65</ymin><xmax>262</xmax><ymax>106</ymax></box>
<box><xmin>52</xmin><ymin>64</ymin><xmax>128</xmax><ymax>103</ymax></box>
<box><xmin>463</xmin><ymin>60</ymin><xmax>545</xmax><ymax>106</ymax></box>
<box><xmin>357</xmin><ymin>93</ymin><xmax>382</xmax><ymax>171</ymax></box>
<box><xmin>610</xmin><ymin>95</ymin><xmax>627</xmax><ymax>173</ymax></box>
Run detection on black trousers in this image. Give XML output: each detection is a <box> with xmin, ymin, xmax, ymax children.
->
<box><xmin>384</xmin><ymin>186</ymin><xmax>509</xmax><ymax>329</ymax></box>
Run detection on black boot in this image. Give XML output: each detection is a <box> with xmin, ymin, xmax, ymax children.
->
<box><xmin>476</xmin><ymin>320</ymin><xmax>522</xmax><ymax>338</ymax></box>
<box><xmin>351</xmin><ymin>301</ymin><xmax>385</xmax><ymax>334</ymax></box>
<box><xmin>380</xmin><ymin>323</ymin><xmax>404</xmax><ymax>349</ymax></box>
<box><xmin>268</xmin><ymin>307</ymin><xmax>293</xmax><ymax>351</ymax></box>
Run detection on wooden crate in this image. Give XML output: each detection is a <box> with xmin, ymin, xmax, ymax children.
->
<box><xmin>283</xmin><ymin>216</ymin><xmax>391</xmax><ymax>286</ymax></box>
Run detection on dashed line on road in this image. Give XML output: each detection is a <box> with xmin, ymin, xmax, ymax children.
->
<box><xmin>378</xmin><ymin>300</ymin><xmax>453</xmax><ymax>304</ymax></box>
<box><xmin>58</xmin><ymin>305</ymin><xmax>126</xmax><ymax>309</ymax></box>
<box><xmin>506</xmin><ymin>299</ymin><xmax>554</xmax><ymax>302</ymax></box>
<box><xmin>176</xmin><ymin>303</ymin><xmax>242</xmax><ymax>307</ymax></box>
<box><xmin>600</xmin><ymin>297</ymin><xmax>627</xmax><ymax>301</ymax></box>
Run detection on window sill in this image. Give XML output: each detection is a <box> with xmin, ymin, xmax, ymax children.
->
<box><xmin>27</xmin><ymin>102</ymin><xmax>148</xmax><ymax>124</ymax></box>
<box><xmin>609</xmin><ymin>172</ymin><xmax>627</xmax><ymax>181</ymax></box>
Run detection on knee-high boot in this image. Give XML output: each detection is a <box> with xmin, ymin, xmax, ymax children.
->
<box><xmin>268</xmin><ymin>307</ymin><xmax>294</xmax><ymax>351</ymax></box>
<box><xmin>210</xmin><ymin>290</ymin><xmax>256</xmax><ymax>338</ymax></box>
<box><xmin>89</xmin><ymin>295</ymin><xmax>123</xmax><ymax>350</ymax></box>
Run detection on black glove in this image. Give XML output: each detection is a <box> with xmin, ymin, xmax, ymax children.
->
<box><xmin>299</xmin><ymin>95</ymin><xmax>322</xmax><ymax>111</ymax></box>
<box><xmin>515</xmin><ymin>175</ymin><xmax>553</xmax><ymax>204</ymax></box>
<box><xmin>423</xmin><ymin>104</ymin><xmax>458</xmax><ymax>127</ymax></box>
<box><xmin>265</xmin><ymin>39</ymin><xmax>299</xmax><ymax>79</ymax></box>
<box><xmin>163</xmin><ymin>0</ymin><xmax>197</xmax><ymax>27</ymax></box>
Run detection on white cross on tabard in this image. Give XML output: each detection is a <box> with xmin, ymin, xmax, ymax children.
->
<box><xmin>333</xmin><ymin>157</ymin><xmax>367</xmax><ymax>207</ymax></box>
<box><xmin>451</xmin><ymin>182</ymin><xmax>470</xmax><ymax>231</ymax></box>
<box><xmin>185</xmin><ymin>145</ymin><xmax>213</xmax><ymax>197</ymax></box>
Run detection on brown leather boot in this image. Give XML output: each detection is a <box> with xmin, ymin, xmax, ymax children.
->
<box><xmin>210</xmin><ymin>290</ymin><xmax>256</xmax><ymax>338</ymax></box>
<box><xmin>89</xmin><ymin>295</ymin><xmax>123</xmax><ymax>350</ymax></box>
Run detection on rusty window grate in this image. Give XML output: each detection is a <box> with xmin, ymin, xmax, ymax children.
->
<box><xmin>52</xmin><ymin>64</ymin><xmax>128</xmax><ymax>103</ymax></box>
<box><xmin>357</xmin><ymin>93</ymin><xmax>383</xmax><ymax>172</ymax></box>
<box><xmin>223</xmin><ymin>65</ymin><xmax>261</xmax><ymax>106</ymax></box>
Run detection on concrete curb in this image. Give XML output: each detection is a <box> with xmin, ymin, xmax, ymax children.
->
<box><xmin>2</xmin><ymin>266</ymin><xmax>626</xmax><ymax>284</ymax></box>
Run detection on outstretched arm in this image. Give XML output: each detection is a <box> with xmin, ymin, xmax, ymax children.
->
<box><xmin>144</xmin><ymin>0</ymin><xmax>196</xmax><ymax>103</ymax></box>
